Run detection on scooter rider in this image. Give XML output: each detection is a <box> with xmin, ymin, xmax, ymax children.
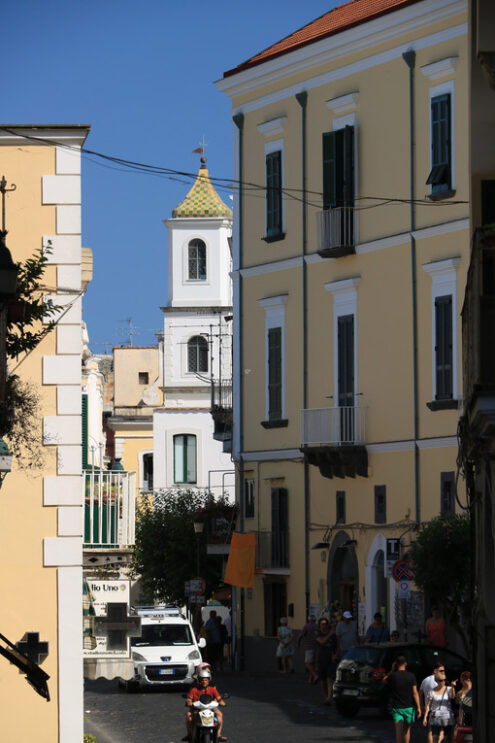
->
<box><xmin>185</xmin><ymin>668</ymin><xmax>227</xmax><ymax>742</ymax></box>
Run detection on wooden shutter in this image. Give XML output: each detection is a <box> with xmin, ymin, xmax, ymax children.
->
<box><xmin>268</xmin><ymin>326</ymin><xmax>282</xmax><ymax>420</ymax></box>
<box><xmin>338</xmin><ymin>315</ymin><xmax>354</xmax><ymax>407</ymax></box>
<box><xmin>271</xmin><ymin>488</ymin><xmax>288</xmax><ymax>567</ymax></box>
<box><xmin>441</xmin><ymin>471</ymin><xmax>455</xmax><ymax>515</ymax></box>
<box><xmin>266</xmin><ymin>151</ymin><xmax>282</xmax><ymax>236</ymax></box>
<box><xmin>429</xmin><ymin>94</ymin><xmax>451</xmax><ymax>191</ymax></box>
<box><xmin>435</xmin><ymin>295</ymin><xmax>453</xmax><ymax>400</ymax></box>
<box><xmin>323</xmin><ymin>127</ymin><xmax>354</xmax><ymax>209</ymax></box>
<box><xmin>374</xmin><ymin>485</ymin><xmax>386</xmax><ymax>524</ymax></box>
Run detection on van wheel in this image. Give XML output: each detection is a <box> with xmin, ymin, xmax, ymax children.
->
<box><xmin>335</xmin><ymin>699</ymin><xmax>360</xmax><ymax>718</ymax></box>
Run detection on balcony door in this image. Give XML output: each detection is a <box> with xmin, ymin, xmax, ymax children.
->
<box><xmin>337</xmin><ymin>314</ymin><xmax>355</xmax><ymax>443</ymax></box>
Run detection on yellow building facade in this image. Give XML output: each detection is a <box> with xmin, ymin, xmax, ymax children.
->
<box><xmin>217</xmin><ymin>0</ymin><xmax>469</xmax><ymax>664</ymax></box>
<box><xmin>0</xmin><ymin>126</ymin><xmax>90</xmax><ymax>740</ymax></box>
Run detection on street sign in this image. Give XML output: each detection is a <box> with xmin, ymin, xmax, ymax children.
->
<box><xmin>391</xmin><ymin>560</ymin><xmax>415</xmax><ymax>583</ymax></box>
<box><xmin>190</xmin><ymin>578</ymin><xmax>206</xmax><ymax>595</ymax></box>
<box><xmin>398</xmin><ymin>581</ymin><xmax>411</xmax><ymax>599</ymax></box>
<box><xmin>189</xmin><ymin>595</ymin><xmax>205</xmax><ymax>604</ymax></box>
<box><xmin>386</xmin><ymin>538</ymin><xmax>401</xmax><ymax>576</ymax></box>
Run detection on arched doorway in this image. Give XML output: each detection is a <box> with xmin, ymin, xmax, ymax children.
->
<box><xmin>327</xmin><ymin>531</ymin><xmax>358</xmax><ymax>612</ymax></box>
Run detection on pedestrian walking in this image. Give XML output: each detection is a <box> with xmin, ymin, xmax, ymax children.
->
<box><xmin>385</xmin><ymin>655</ymin><xmax>421</xmax><ymax>743</ymax></box>
<box><xmin>422</xmin><ymin>667</ymin><xmax>456</xmax><ymax>742</ymax></box>
<box><xmin>316</xmin><ymin>617</ymin><xmax>338</xmax><ymax>705</ymax></box>
<box><xmin>224</xmin><ymin>612</ymin><xmax>232</xmax><ymax>664</ymax></box>
<box><xmin>454</xmin><ymin>671</ymin><xmax>472</xmax><ymax>728</ymax></box>
<box><xmin>336</xmin><ymin>610</ymin><xmax>358</xmax><ymax>659</ymax></box>
<box><xmin>276</xmin><ymin>617</ymin><xmax>295</xmax><ymax>673</ymax></box>
<box><xmin>425</xmin><ymin>607</ymin><xmax>447</xmax><ymax>646</ymax></box>
<box><xmin>365</xmin><ymin>612</ymin><xmax>390</xmax><ymax>643</ymax></box>
<box><xmin>297</xmin><ymin>613</ymin><xmax>318</xmax><ymax>683</ymax></box>
<box><xmin>420</xmin><ymin>661</ymin><xmax>445</xmax><ymax>743</ymax></box>
<box><xmin>205</xmin><ymin>610</ymin><xmax>222</xmax><ymax>668</ymax></box>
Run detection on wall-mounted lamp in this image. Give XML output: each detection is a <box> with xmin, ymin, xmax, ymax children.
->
<box><xmin>312</xmin><ymin>541</ymin><xmax>330</xmax><ymax>550</ymax></box>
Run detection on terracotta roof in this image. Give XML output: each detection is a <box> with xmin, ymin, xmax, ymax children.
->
<box><xmin>224</xmin><ymin>0</ymin><xmax>423</xmax><ymax>77</ymax></box>
<box><xmin>172</xmin><ymin>162</ymin><xmax>232</xmax><ymax>219</ymax></box>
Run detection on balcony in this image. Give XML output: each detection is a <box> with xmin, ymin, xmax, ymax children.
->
<box><xmin>83</xmin><ymin>469</ymin><xmax>136</xmax><ymax>549</ymax></box>
<box><xmin>211</xmin><ymin>380</ymin><xmax>232</xmax><ymax>451</ymax></box>
<box><xmin>316</xmin><ymin>207</ymin><xmax>355</xmax><ymax>258</ymax></box>
<box><xmin>300</xmin><ymin>406</ymin><xmax>368</xmax><ymax>478</ymax></box>
<box><xmin>255</xmin><ymin>530</ymin><xmax>289</xmax><ymax>571</ymax></box>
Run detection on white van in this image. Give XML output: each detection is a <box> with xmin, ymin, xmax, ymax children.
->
<box><xmin>121</xmin><ymin>606</ymin><xmax>205</xmax><ymax>690</ymax></box>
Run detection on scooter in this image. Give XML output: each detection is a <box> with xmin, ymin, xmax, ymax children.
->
<box><xmin>192</xmin><ymin>693</ymin><xmax>224</xmax><ymax>743</ymax></box>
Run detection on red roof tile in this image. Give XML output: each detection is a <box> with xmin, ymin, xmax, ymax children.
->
<box><xmin>224</xmin><ymin>0</ymin><xmax>423</xmax><ymax>77</ymax></box>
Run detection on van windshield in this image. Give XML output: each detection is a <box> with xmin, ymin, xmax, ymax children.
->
<box><xmin>131</xmin><ymin>624</ymin><xmax>193</xmax><ymax>647</ymax></box>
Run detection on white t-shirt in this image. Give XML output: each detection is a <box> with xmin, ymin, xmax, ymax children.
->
<box><xmin>427</xmin><ymin>687</ymin><xmax>454</xmax><ymax>724</ymax></box>
<box><xmin>420</xmin><ymin>674</ymin><xmax>438</xmax><ymax>698</ymax></box>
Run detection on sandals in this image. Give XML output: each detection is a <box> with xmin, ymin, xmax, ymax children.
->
<box><xmin>219</xmin><ymin>736</ymin><xmax>228</xmax><ymax>741</ymax></box>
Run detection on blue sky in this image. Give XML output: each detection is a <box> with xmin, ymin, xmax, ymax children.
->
<box><xmin>4</xmin><ymin>1</ymin><xmax>335</xmax><ymax>351</ymax></box>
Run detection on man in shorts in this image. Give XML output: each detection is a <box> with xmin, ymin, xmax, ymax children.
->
<box><xmin>385</xmin><ymin>655</ymin><xmax>421</xmax><ymax>743</ymax></box>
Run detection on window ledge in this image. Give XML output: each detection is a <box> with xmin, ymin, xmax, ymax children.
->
<box><xmin>262</xmin><ymin>233</ymin><xmax>286</xmax><ymax>244</ymax></box>
<box><xmin>427</xmin><ymin>189</ymin><xmax>456</xmax><ymax>202</ymax></box>
<box><xmin>426</xmin><ymin>399</ymin><xmax>458</xmax><ymax>411</ymax></box>
<box><xmin>261</xmin><ymin>419</ymin><xmax>288</xmax><ymax>429</ymax></box>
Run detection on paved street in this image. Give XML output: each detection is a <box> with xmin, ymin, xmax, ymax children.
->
<box><xmin>85</xmin><ymin>671</ymin><xmax>428</xmax><ymax>743</ymax></box>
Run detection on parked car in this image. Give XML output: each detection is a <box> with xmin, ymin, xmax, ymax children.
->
<box><xmin>119</xmin><ymin>606</ymin><xmax>205</xmax><ymax>691</ymax></box>
<box><xmin>333</xmin><ymin>642</ymin><xmax>469</xmax><ymax>718</ymax></box>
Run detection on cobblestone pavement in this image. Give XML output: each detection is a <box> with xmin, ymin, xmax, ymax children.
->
<box><xmin>85</xmin><ymin>671</ymin><xmax>428</xmax><ymax>743</ymax></box>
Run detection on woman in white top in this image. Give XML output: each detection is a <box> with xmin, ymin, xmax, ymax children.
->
<box><xmin>422</xmin><ymin>668</ymin><xmax>456</xmax><ymax>743</ymax></box>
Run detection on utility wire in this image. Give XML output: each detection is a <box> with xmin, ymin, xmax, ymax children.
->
<box><xmin>0</xmin><ymin>127</ymin><xmax>469</xmax><ymax>212</ymax></box>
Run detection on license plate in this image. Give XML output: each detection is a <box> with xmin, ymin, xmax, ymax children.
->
<box><xmin>342</xmin><ymin>689</ymin><xmax>359</xmax><ymax>696</ymax></box>
<box><xmin>158</xmin><ymin>668</ymin><xmax>175</xmax><ymax>675</ymax></box>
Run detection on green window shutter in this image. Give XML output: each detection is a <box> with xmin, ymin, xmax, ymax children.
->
<box><xmin>82</xmin><ymin>393</ymin><xmax>88</xmax><ymax>470</ymax></box>
<box><xmin>435</xmin><ymin>294</ymin><xmax>453</xmax><ymax>400</ymax></box>
<box><xmin>268</xmin><ymin>327</ymin><xmax>282</xmax><ymax>420</ymax></box>
<box><xmin>323</xmin><ymin>127</ymin><xmax>354</xmax><ymax>208</ymax></box>
<box><xmin>266</xmin><ymin>151</ymin><xmax>282</xmax><ymax>236</ymax></box>
<box><xmin>428</xmin><ymin>94</ymin><xmax>451</xmax><ymax>193</ymax></box>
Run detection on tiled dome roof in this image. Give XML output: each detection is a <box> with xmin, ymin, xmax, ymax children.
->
<box><xmin>172</xmin><ymin>162</ymin><xmax>232</xmax><ymax>219</ymax></box>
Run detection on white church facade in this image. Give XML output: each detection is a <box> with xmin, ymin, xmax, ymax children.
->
<box><xmin>153</xmin><ymin>159</ymin><xmax>234</xmax><ymax>502</ymax></box>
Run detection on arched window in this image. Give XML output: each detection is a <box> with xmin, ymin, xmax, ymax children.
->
<box><xmin>188</xmin><ymin>239</ymin><xmax>207</xmax><ymax>280</ymax></box>
<box><xmin>174</xmin><ymin>434</ymin><xmax>197</xmax><ymax>484</ymax></box>
<box><xmin>188</xmin><ymin>335</ymin><xmax>208</xmax><ymax>373</ymax></box>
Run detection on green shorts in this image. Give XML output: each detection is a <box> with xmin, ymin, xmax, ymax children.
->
<box><xmin>391</xmin><ymin>707</ymin><xmax>416</xmax><ymax>724</ymax></box>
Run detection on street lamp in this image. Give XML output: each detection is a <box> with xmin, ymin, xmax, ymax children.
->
<box><xmin>193</xmin><ymin>518</ymin><xmax>204</xmax><ymax>577</ymax></box>
<box><xmin>0</xmin><ymin>177</ymin><xmax>19</xmax><ymax>299</ymax></box>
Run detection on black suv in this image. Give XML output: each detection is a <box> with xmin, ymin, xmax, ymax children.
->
<box><xmin>333</xmin><ymin>642</ymin><xmax>469</xmax><ymax>718</ymax></box>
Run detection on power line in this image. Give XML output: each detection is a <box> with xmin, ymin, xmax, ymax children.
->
<box><xmin>0</xmin><ymin>127</ymin><xmax>469</xmax><ymax>212</ymax></box>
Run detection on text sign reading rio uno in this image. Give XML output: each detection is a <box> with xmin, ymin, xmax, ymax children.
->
<box><xmin>84</xmin><ymin>580</ymin><xmax>132</xmax><ymax>658</ymax></box>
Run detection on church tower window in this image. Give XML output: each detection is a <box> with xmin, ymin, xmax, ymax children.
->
<box><xmin>187</xmin><ymin>335</ymin><xmax>208</xmax><ymax>373</ymax></box>
<box><xmin>188</xmin><ymin>239</ymin><xmax>207</xmax><ymax>280</ymax></box>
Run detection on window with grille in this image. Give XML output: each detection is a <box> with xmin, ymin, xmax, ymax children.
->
<box><xmin>427</xmin><ymin>94</ymin><xmax>451</xmax><ymax>194</ymax></box>
<box><xmin>374</xmin><ymin>485</ymin><xmax>386</xmax><ymax>524</ymax></box>
<box><xmin>268</xmin><ymin>326</ymin><xmax>282</xmax><ymax>420</ymax></box>
<box><xmin>336</xmin><ymin>491</ymin><xmax>346</xmax><ymax>524</ymax></box>
<box><xmin>441</xmin><ymin>471</ymin><xmax>455</xmax><ymax>515</ymax></box>
<box><xmin>173</xmin><ymin>434</ymin><xmax>197</xmax><ymax>484</ymax></box>
<box><xmin>266</xmin><ymin>151</ymin><xmax>282</xmax><ymax>238</ymax></box>
<box><xmin>188</xmin><ymin>239</ymin><xmax>207</xmax><ymax>280</ymax></box>
<box><xmin>435</xmin><ymin>295</ymin><xmax>453</xmax><ymax>400</ymax></box>
<box><xmin>187</xmin><ymin>335</ymin><xmax>208</xmax><ymax>373</ymax></box>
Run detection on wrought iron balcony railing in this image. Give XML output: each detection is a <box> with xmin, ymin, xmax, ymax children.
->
<box><xmin>316</xmin><ymin>207</ymin><xmax>355</xmax><ymax>257</ymax></box>
<box><xmin>301</xmin><ymin>406</ymin><xmax>366</xmax><ymax>446</ymax></box>
<box><xmin>255</xmin><ymin>530</ymin><xmax>289</xmax><ymax>570</ymax></box>
<box><xmin>83</xmin><ymin>469</ymin><xmax>136</xmax><ymax>548</ymax></box>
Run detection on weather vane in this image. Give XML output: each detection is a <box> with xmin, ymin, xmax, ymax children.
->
<box><xmin>192</xmin><ymin>136</ymin><xmax>208</xmax><ymax>164</ymax></box>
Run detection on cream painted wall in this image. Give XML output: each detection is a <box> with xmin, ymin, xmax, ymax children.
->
<box><xmin>219</xmin><ymin>0</ymin><xmax>469</xmax><ymax>647</ymax></box>
<box><xmin>113</xmin><ymin>346</ymin><xmax>161</xmax><ymax>408</ymax></box>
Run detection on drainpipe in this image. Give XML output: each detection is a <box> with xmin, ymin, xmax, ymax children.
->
<box><xmin>296</xmin><ymin>91</ymin><xmax>311</xmax><ymax>617</ymax></box>
<box><xmin>402</xmin><ymin>50</ymin><xmax>420</xmax><ymax>526</ymax></box>
<box><xmin>232</xmin><ymin>112</ymin><xmax>245</xmax><ymax>670</ymax></box>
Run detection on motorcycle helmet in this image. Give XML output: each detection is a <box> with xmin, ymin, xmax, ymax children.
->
<box><xmin>198</xmin><ymin>669</ymin><xmax>212</xmax><ymax>680</ymax></box>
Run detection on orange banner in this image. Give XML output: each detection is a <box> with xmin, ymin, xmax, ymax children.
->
<box><xmin>224</xmin><ymin>532</ymin><xmax>256</xmax><ymax>588</ymax></box>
